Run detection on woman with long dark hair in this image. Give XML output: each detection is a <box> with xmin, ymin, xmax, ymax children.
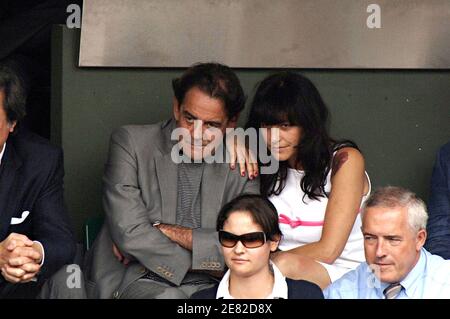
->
<box><xmin>244</xmin><ymin>72</ymin><xmax>371</xmax><ymax>289</ymax></box>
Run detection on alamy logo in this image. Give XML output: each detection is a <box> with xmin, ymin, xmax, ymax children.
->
<box><xmin>66</xmin><ymin>4</ymin><xmax>81</xmax><ymax>29</ymax></box>
<box><xmin>170</xmin><ymin>120</ymin><xmax>280</xmax><ymax>174</ymax></box>
<box><xmin>66</xmin><ymin>265</ymin><xmax>82</xmax><ymax>289</ymax></box>
<box><xmin>367</xmin><ymin>4</ymin><xmax>382</xmax><ymax>29</ymax></box>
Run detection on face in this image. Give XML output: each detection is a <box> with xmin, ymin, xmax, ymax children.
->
<box><xmin>173</xmin><ymin>86</ymin><xmax>237</xmax><ymax>160</ymax></box>
<box><xmin>261</xmin><ymin>122</ymin><xmax>302</xmax><ymax>166</ymax></box>
<box><xmin>221</xmin><ymin>211</ymin><xmax>279</xmax><ymax>279</ymax></box>
<box><xmin>362</xmin><ymin>206</ymin><xmax>426</xmax><ymax>283</ymax></box>
<box><xmin>0</xmin><ymin>90</ymin><xmax>16</xmax><ymax>150</ymax></box>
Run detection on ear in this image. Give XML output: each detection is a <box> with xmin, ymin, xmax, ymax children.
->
<box><xmin>8</xmin><ymin>121</ymin><xmax>17</xmax><ymax>133</ymax></box>
<box><xmin>415</xmin><ymin>229</ymin><xmax>427</xmax><ymax>251</ymax></box>
<box><xmin>269</xmin><ymin>234</ymin><xmax>281</xmax><ymax>252</ymax></box>
<box><xmin>173</xmin><ymin>97</ymin><xmax>181</xmax><ymax>121</ymax></box>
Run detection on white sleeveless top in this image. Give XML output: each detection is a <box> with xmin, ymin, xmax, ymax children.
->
<box><xmin>269</xmin><ymin>166</ymin><xmax>371</xmax><ymax>272</ymax></box>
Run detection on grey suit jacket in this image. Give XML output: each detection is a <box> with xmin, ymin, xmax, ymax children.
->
<box><xmin>85</xmin><ymin>119</ymin><xmax>260</xmax><ymax>298</ymax></box>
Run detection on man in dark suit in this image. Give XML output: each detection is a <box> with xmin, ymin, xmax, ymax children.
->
<box><xmin>0</xmin><ymin>64</ymin><xmax>82</xmax><ymax>298</ymax></box>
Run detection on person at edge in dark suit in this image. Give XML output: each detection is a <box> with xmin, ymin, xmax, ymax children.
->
<box><xmin>0</xmin><ymin>63</ymin><xmax>85</xmax><ymax>298</ymax></box>
<box><xmin>425</xmin><ymin>141</ymin><xmax>450</xmax><ymax>260</ymax></box>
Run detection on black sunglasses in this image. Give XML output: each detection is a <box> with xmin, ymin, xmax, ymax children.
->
<box><xmin>218</xmin><ymin>230</ymin><xmax>267</xmax><ymax>248</ymax></box>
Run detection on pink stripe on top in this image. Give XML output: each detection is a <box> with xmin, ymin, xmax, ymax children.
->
<box><xmin>279</xmin><ymin>214</ymin><xmax>324</xmax><ymax>228</ymax></box>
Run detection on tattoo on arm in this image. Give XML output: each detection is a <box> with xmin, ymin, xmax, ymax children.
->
<box><xmin>331</xmin><ymin>151</ymin><xmax>349</xmax><ymax>177</ymax></box>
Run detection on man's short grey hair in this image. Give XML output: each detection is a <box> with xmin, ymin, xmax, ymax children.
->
<box><xmin>361</xmin><ymin>186</ymin><xmax>428</xmax><ymax>233</ymax></box>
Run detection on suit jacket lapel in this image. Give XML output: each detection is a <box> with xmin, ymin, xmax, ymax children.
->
<box><xmin>201</xmin><ymin>163</ymin><xmax>229</xmax><ymax>228</ymax></box>
<box><xmin>0</xmin><ymin>142</ymin><xmax>22</xmax><ymax>240</ymax></box>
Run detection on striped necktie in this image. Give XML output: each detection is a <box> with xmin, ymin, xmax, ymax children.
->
<box><xmin>383</xmin><ymin>283</ymin><xmax>402</xmax><ymax>299</ymax></box>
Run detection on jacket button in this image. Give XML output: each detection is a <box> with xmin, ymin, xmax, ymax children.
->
<box><xmin>140</xmin><ymin>267</ymin><xmax>147</xmax><ymax>274</ymax></box>
<box><xmin>113</xmin><ymin>291</ymin><xmax>119</xmax><ymax>299</ymax></box>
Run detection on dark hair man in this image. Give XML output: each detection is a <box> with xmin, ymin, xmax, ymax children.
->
<box><xmin>86</xmin><ymin>62</ymin><xmax>259</xmax><ymax>299</ymax></box>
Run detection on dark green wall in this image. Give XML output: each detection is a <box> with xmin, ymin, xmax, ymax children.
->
<box><xmin>51</xmin><ymin>26</ymin><xmax>450</xmax><ymax>240</ymax></box>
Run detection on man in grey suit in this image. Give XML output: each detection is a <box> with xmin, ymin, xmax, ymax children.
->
<box><xmin>85</xmin><ymin>63</ymin><xmax>259</xmax><ymax>298</ymax></box>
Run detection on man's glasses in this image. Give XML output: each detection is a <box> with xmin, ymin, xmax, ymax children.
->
<box><xmin>218</xmin><ymin>230</ymin><xmax>267</xmax><ymax>248</ymax></box>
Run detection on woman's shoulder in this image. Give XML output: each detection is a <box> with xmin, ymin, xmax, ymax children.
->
<box><xmin>332</xmin><ymin>141</ymin><xmax>362</xmax><ymax>155</ymax></box>
<box><xmin>335</xmin><ymin>146</ymin><xmax>364</xmax><ymax>160</ymax></box>
<box><xmin>331</xmin><ymin>142</ymin><xmax>365</xmax><ymax>172</ymax></box>
<box><xmin>332</xmin><ymin>140</ymin><xmax>358</xmax><ymax>151</ymax></box>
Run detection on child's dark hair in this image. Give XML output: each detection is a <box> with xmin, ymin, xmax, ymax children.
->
<box><xmin>216</xmin><ymin>194</ymin><xmax>282</xmax><ymax>241</ymax></box>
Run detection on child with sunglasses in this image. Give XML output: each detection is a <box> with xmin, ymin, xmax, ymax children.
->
<box><xmin>191</xmin><ymin>194</ymin><xmax>323</xmax><ymax>299</ymax></box>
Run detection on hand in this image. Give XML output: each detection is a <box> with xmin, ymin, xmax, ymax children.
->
<box><xmin>156</xmin><ymin>224</ymin><xmax>193</xmax><ymax>251</ymax></box>
<box><xmin>1</xmin><ymin>260</ymin><xmax>41</xmax><ymax>283</ymax></box>
<box><xmin>8</xmin><ymin>254</ymin><xmax>40</xmax><ymax>282</ymax></box>
<box><xmin>112</xmin><ymin>243</ymin><xmax>130</xmax><ymax>265</ymax></box>
<box><xmin>226</xmin><ymin>133</ymin><xmax>259</xmax><ymax>179</ymax></box>
<box><xmin>0</xmin><ymin>233</ymin><xmax>34</xmax><ymax>269</ymax></box>
<box><xmin>0</xmin><ymin>236</ymin><xmax>43</xmax><ymax>284</ymax></box>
